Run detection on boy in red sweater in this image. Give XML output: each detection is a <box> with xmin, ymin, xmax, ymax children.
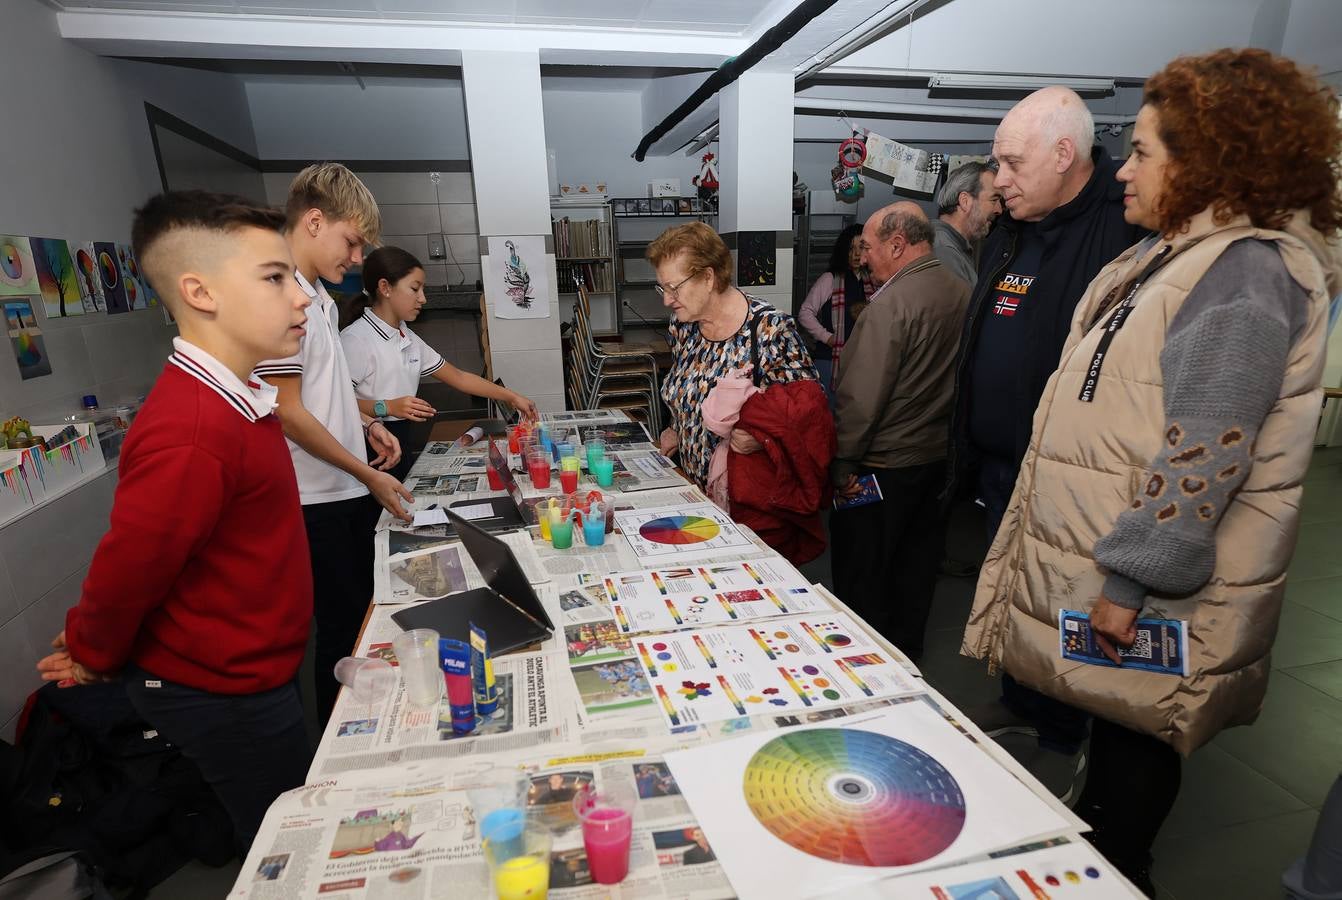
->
<box><xmin>36</xmin><ymin>191</ymin><xmax>314</xmax><ymax>851</ymax></box>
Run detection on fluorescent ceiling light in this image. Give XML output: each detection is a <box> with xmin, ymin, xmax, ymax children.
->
<box><xmin>929</xmin><ymin>73</ymin><xmax>1115</xmax><ymax>93</ymax></box>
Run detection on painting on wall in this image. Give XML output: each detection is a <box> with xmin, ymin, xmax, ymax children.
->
<box><xmin>5</xmin><ymin>298</ymin><xmax>52</xmax><ymax>380</ymax></box>
<box><xmin>0</xmin><ymin>236</ymin><xmax>41</xmax><ymax>298</ymax></box>
<box><xmin>71</xmin><ymin>242</ymin><xmax>106</xmax><ymax>313</ymax></box>
<box><xmin>117</xmin><ymin>244</ymin><xmax>152</xmax><ymax>310</ymax></box>
<box><xmin>93</xmin><ymin>241</ymin><xmax>129</xmax><ymax>314</ymax></box>
<box><xmin>737</xmin><ymin>231</ymin><xmax>776</xmax><ymax>287</ymax></box>
<box><xmin>30</xmin><ymin>237</ymin><xmax>85</xmax><ymax>318</ymax></box>
<box><xmin>486</xmin><ymin>235</ymin><xmax>551</xmax><ymax>320</ymax></box>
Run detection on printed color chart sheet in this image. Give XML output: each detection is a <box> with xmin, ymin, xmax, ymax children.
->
<box><xmin>633</xmin><ymin>613</ymin><xmax>922</xmax><ymax>728</ymax></box>
<box><xmin>604</xmin><ymin>558</ymin><xmax>826</xmax><ymax>633</ymax></box>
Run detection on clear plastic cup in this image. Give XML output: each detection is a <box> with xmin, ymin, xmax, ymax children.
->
<box><xmin>392</xmin><ymin>628</ymin><xmax>442</xmax><ymax>707</ymax></box>
<box><xmin>573</xmin><ymin>784</ymin><xmax>635</xmax><ymax>884</ymax></box>
<box><xmin>333</xmin><ymin>657</ymin><xmax>396</xmax><ymax>708</ymax></box>
<box><xmin>526</xmin><ymin>450</ymin><xmax>552</xmax><ymax>489</ymax></box>
<box><xmin>485</xmin><ymin>822</ymin><xmax>552</xmax><ymax>900</ymax></box>
<box><xmin>584</xmin><ymin>438</ymin><xmax>607</xmax><ymax>471</ymax></box>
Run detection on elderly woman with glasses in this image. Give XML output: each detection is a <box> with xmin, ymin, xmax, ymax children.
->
<box><xmin>649</xmin><ymin>222</ymin><xmax>818</xmax><ymax>491</ymax></box>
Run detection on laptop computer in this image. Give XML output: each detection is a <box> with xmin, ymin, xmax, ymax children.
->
<box><xmin>391</xmin><ymin>509</ymin><xmax>554</xmax><ymax>652</ymax></box>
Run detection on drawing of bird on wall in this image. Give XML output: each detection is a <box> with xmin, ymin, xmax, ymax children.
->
<box><xmin>503</xmin><ymin>240</ymin><xmax>534</xmax><ymax>309</ymax></box>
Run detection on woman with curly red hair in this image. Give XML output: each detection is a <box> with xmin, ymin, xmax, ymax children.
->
<box><xmin>963</xmin><ymin>48</ymin><xmax>1342</xmax><ymax>894</ymax></box>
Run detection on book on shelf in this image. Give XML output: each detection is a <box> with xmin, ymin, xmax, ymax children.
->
<box><xmin>555</xmin><ymin>260</ymin><xmax>614</xmax><ymax>294</ymax></box>
<box><xmin>550</xmin><ymin>215</ymin><xmax>611</xmax><ymax>259</ymax></box>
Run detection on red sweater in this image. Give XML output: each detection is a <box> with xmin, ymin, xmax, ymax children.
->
<box><xmin>65</xmin><ymin>362</ymin><xmax>312</xmax><ymax>693</ymax></box>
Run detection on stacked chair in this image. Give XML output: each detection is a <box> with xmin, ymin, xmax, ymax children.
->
<box><xmin>565</xmin><ymin>280</ymin><xmax>663</xmax><ymax>434</ymax></box>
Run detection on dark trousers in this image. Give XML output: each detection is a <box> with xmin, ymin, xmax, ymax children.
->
<box><xmin>303</xmin><ymin>495</ymin><xmax>379</xmax><ymax>725</ymax></box>
<box><xmin>830</xmin><ymin>460</ymin><xmax>947</xmax><ymax>661</ymax></box>
<box><xmin>124</xmin><ymin>666</ymin><xmax>311</xmax><ymax>853</ymax></box>
<box><xmin>1075</xmin><ymin>716</ymin><xmax>1181</xmax><ymax>889</ymax></box>
<box><xmin>979</xmin><ymin>452</ymin><xmax>1091</xmax><ymax>752</ymax></box>
<box><xmin>377</xmin><ymin>418</ymin><xmax>428</xmax><ymax>484</ymax></box>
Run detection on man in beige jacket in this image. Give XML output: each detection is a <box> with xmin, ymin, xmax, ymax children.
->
<box><xmin>829</xmin><ymin>202</ymin><xmax>970</xmax><ymax>660</ymax></box>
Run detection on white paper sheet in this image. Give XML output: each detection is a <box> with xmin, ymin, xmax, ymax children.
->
<box><xmin>665</xmin><ymin>703</ymin><xmax>1076</xmax><ymax>900</ymax></box>
<box><xmin>632</xmin><ymin>613</ymin><xmax>923</xmax><ymax>729</ymax></box>
<box><xmin>614</xmin><ymin>503</ymin><xmax>759</xmax><ymax>566</ymax></box>
<box><xmin>603</xmin><ymin>557</ymin><xmax>825</xmax><ymax>634</ymax></box>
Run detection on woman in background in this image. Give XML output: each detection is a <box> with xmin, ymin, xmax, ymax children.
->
<box><xmin>798</xmin><ymin>223</ymin><xmax>875</xmax><ymax>401</ymax></box>
<box><xmin>341</xmin><ymin>247</ymin><xmax>537</xmax><ymax>480</ymax></box>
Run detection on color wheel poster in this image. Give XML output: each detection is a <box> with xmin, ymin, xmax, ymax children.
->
<box><xmin>635</xmin><ymin>613</ymin><xmax>923</xmax><ymax>728</ymax></box>
<box><xmin>665</xmin><ymin>703</ymin><xmax>1075</xmax><ymax>900</ymax></box>
<box><xmin>604</xmin><ymin>558</ymin><xmax>827</xmax><ymax>634</ymax></box>
<box><xmin>615</xmin><ymin>502</ymin><xmax>759</xmax><ymax>566</ymax></box>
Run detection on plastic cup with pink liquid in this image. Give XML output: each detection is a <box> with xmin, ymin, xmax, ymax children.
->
<box><xmin>572</xmin><ymin>784</ymin><xmax>635</xmax><ymax>884</ymax></box>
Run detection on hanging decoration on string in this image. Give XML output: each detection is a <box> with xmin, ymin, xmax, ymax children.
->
<box><xmin>692</xmin><ymin>152</ymin><xmax>720</xmax><ymax>211</ymax></box>
<box><xmin>832</xmin><ymin>132</ymin><xmax>866</xmax><ymax>203</ymax></box>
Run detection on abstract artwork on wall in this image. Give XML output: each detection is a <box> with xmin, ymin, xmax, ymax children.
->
<box><xmin>486</xmin><ymin>235</ymin><xmax>551</xmax><ymax>320</ymax></box>
<box><xmin>30</xmin><ymin>237</ymin><xmax>85</xmax><ymax>318</ymax></box>
<box><xmin>4</xmin><ymin>297</ymin><xmax>52</xmax><ymax>380</ymax></box>
<box><xmin>0</xmin><ymin>236</ymin><xmax>41</xmax><ymax>298</ymax></box>
<box><xmin>71</xmin><ymin>242</ymin><xmax>105</xmax><ymax>312</ymax></box>
<box><xmin>93</xmin><ymin>241</ymin><xmax>129</xmax><ymax>314</ymax></box>
<box><xmin>116</xmin><ymin>244</ymin><xmax>151</xmax><ymax>310</ymax></box>
<box><xmin>737</xmin><ymin>231</ymin><xmax>776</xmax><ymax>287</ymax></box>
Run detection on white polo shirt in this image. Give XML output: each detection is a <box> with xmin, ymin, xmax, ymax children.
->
<box><xmin>340</xmin><ymin>310</ymin><xmax>446</xmax><ymax>421</ymax></box>
<box><xmin>254</xmin><ymin>271</ymin><xmax>368</xmax><ymax>506</ymax></box>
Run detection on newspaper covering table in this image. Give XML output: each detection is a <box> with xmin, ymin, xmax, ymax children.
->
<box><xmin>233</xmin><ymin>413</ymin><xmax>1138</xmax><ymax>899</ymax></box>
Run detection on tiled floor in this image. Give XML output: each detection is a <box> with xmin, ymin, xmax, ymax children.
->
<box><xmin>150</xmin><ymin>449</ymin><xmax>1342</xmax><ymax>898</ymax></box>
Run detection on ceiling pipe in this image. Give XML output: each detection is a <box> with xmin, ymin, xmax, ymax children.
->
<box><xmin>793</xmin><ymin>0</ymin><xmax>935</xmax><ymax>84</ymax></box>
<box><xmin>632</xmin><ymin>0</ymin><xmax>843</xmax><ymax>161</ymax></box>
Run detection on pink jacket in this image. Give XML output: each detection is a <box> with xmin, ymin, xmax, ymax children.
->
<box><xmin>701</xmin><ymin>367</ymin><xmax>759</xmax><ymax>509</ymax></box>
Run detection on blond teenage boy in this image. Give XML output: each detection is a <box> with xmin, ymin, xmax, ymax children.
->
<box><xmin>253</xmin><ymin>164</ymin><xmax>414</xmax><ymax>723</ymax></box>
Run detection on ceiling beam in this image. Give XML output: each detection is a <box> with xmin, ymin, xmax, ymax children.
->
<box><xmin>56</xmin><ymin>9</ymin><xmax>748</xmax><ymax>67</ymax></box>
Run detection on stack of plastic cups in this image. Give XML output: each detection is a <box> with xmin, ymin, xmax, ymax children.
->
<box><xmin>559</xmin><ymin>455</ymin><xmax>580</xmax><ymax>494</ymax></box>
<box><xmin>526</xmin><ymin>450</ymin><xmax>551</xmax><ymax>490</ymax></box>
<box><xmin>548</xmin><ymin>499</ymin><xmax>576</xmax><ymax>550</ymax></box>
<box><xmin>584</xmin><ymin>437</ymin><xmax>607</xmax><ymax>473</ymax></box>
<box><xmin>582</xmin><ymin>501</ymin><xmax>606</xmax><ymax>546</ymax></box>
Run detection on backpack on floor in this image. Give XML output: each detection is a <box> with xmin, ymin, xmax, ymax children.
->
<box><xmin>0</xmin><ymin>683</ymin><xmax>234</xmax><ymax>899</ymax></box>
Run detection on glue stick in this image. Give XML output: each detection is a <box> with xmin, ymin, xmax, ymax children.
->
<box><xmin>439</xmin><ymin>638</ymin><xmax>476</xmax><ymax>735</ymax></box>
<box><xmin>470</xmin><ymin>622</ymin><xmax>499</xmax><ymax>716</ymax></box>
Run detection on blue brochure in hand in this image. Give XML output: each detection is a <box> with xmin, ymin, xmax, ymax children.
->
<box><xmin>1059</xmin><ymin>609</ymin><xmax>1189</xmax><ymax>676</ymax></box>
<box><xmin>833</xmin><ymin>474</ymin><xmax>883</xmax><ymax>510</ymax></box>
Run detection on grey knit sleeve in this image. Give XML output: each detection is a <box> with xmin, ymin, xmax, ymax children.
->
<box><xmin>1094</xmin><ymin>239</ymin><xmax>1310</xmax><ymax>610</ymax></box>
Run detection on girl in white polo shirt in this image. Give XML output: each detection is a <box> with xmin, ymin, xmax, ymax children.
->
<box><xmin>341</xmin><ymin>246</ymin><xmax>537</xmax><ymax>479</ymax></box>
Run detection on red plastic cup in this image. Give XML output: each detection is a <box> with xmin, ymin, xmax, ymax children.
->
<box><xmin>486</xmin><ymin>465</ymin><xmax>505</xmax><ymax>490</ymax></box>
<box><xmin>560</xmin><ymin>468</ymin><xmax>579</xmax><ymax>494</ymax></box>
<box><xmin>526</xmin><ymin>451</ymin><xmax>551</xmax><ymax>489</ymax></box>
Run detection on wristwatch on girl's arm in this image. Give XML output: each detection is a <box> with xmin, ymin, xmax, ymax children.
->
<box><xmin>373</xmin><ymin>399</ymin><xmax>388</xmax><ymax>418</ymax></box>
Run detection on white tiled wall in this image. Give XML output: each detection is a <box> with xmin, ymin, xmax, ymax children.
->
<box><xmin>0</xmin><ymin>471</ymin><xmax>116</xmax><ymax>742</ymax></box>
<box><xmin>262</xmin><ymin>169</ymin><xmax>483</xmax><ymax>288</ymax></box>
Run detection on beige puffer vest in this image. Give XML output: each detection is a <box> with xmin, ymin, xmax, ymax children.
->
<box><xmin>962</xmin><ymin>208</ymin><xmax>1340</xmax><ymax>756</ymax></box>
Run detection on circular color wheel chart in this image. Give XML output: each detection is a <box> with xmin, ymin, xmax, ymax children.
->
<box><xmin>742</xmin><ymin>728</ymin><xmax>965</xmax><ymax>867</ymax></box>
<box><xmin>639</xmin><ymin>515</ymin><xmax>721</xmax><ymax>546</ymax></box>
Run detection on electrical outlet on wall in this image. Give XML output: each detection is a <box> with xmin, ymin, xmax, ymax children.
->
<box><xmin>428</xmin><ymin>233</ymin><xmax>446</xmax><ymax>259</ymax></box>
